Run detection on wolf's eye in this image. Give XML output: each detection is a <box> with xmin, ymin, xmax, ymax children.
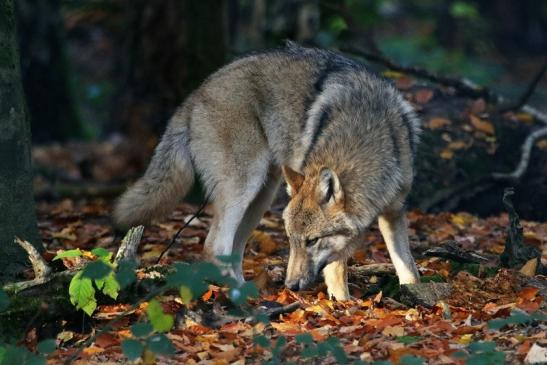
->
<box><xmin>305</xmin><ymin>238</ymin><xmax>319</xmax><ymax>248</ymax></box>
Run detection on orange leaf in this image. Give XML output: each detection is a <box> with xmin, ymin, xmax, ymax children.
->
<box><xmin>440</xmin><ymin>149</ymin><xmax>454</xmax><ymax>160</ymax></box>
<box><xmin>469</xmin><ymin>115</ymin><xmax>495</xmax><ymax>135</ymax></box>
<box><xmin>428</xmin><ymin>117</ymin><xmax>451</xmax><ymax>130</ymax></box>
<box><xmin>518</xmin><ymin>287</ymin><xmax>539</xmax><ymax>301</ymax></box>
<box><xmin>415</xmin><ymin>89</ymin><xmax>434</xmax><ymax>104</ymax></box>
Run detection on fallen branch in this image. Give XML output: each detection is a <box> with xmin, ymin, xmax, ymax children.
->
<box><xmin>114</xmin><ymin>225</ymin><xmax>144</xmax><ymax>265</ymax></box>
<box><xmin>349</xmin><ymin>263</ymin><xmax>396</xmax><ymax>276</ymax></box>
<box><xmin>424</xmin><ymin>240</ymin><xmax>488</xmax><ymax>263</ymax></box>
<box><xmin>492</xmin><ymin>125</ymin><xmax>547</xmax><ymax>180</ymax></box>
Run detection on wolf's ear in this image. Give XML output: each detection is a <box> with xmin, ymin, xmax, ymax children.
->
<box><xmin>282</xmin><ymin>166</ymin><xmax>304</xmax><ymax>196</ymax></box>
<box><xmin>319</xmin><ymin>167</ymin><xmax>343</xmax><ymax>204</ymax></box>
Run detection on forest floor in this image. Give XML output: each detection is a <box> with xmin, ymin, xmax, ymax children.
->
<box><xmin>27</xmin><ymin>197</ymin><xmax>546</xmax><ymax>364</ymax></box>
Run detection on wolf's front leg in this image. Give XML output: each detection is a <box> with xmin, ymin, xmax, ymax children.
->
<box><xmin>378</xmin><ymin>209</ymin><xmax>420</xmax><ymax>284</ymax></box>
<box><xmin>323</xmin><ymin>259</ymin><xmax>350</xmax><ymax>300</ymax></box>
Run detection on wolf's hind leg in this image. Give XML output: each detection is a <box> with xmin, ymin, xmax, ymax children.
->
<box><xmin>323</xmin><ymin>259</ymin><xmax>350</xmax><ymax>300</ymax></box>
<box><xmin>232</xmin><ymin>166</ymin><xmax>281</xmax><ymax>282</ymax></box>
<box><xmin>202</xmin><ymin>155</ymin><xmax>271</xmax><ymax>284</ymax></box>
<box><xmin>378</xmin><ymin>208</ymin><xmax>420</xmax><ymax>284</ymax></box>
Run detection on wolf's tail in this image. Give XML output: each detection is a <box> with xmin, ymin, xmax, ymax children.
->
<box><xmin>114</xmin><ymin>111</ymin><xmax>195</xmax><ymax>229</ymax></box>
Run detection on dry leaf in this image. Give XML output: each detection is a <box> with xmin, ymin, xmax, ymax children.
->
<box><xmin>520</xmin><ymin>258</ymin><xmax>538</xmax><ymax>277</ymax></box>
<box><xmin>447</xmin><ymin>140</ymin><xmax>468</xmax><ymax>150</ymax></box>
<box><xmin>428</xmin><ymin>117</ymin><xmax>451</xmax><ymax>130</ymax></box>
<box><xmin>525</xmin><ymin>343</ymin><xmax>547</xmax><ymax>364</ymax></box>
<box><xmin>395</xmin><ymin>76</ymin><xmax>416</xmax><ymax>90</ymax></box>
<box><xmin>415</xmin><ymin>89</ymin><xmax>434</xmax><ymax>104</ymax></box>
<box><xmin>382</xmin><ymin>325</ymin><xmax>405</xmax><ymax>337</ymax></box>
<box><xmin>469</xmin><ymin>98</ymin><xmax>486</xmax><ymax>115</ymax></box>
<box><xmin>250</xmin><ymin>231</ymin><xmax>277</xmax><ymax>254</ymax></box>
<box><xmin>440</xmin><ymin>149</ymin><xmax>454</xmax><ymax>160</ymax></box>
<box><xmin>469</xmin><ymin>114</ymin><xmax>495</xmax><ymax>135</ymax></box>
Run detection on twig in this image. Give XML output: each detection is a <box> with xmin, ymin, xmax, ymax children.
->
<box><xmin>349</xmin><ymin>263</ymin><xmax>396</xmax><ymax>276</ymax></box>
<box><xmin>156</xmin><ymin>198</ymin><xmax>209</xmax><ymax>264</ymax></box>
<box><xmin>498</xmin><ymin>58</ymin><xmax>547</xmax><ymax>113</ymax></box>
<box><xmin>492</xmin><ymin>125</ymin><xmax>547</xmax><ymax>180</ymax></box>
<box><xmin>245</xmin><ymin>301</ymin><xmax>301</xmax><ymax>324</ymax></box>
<box><xmin>114</xmin><ymin>225</ymin><xmax>144</xmax><ymax>265</ymax></box>
<box><xmin>15</xmin><ymin>237</ymin><xmax>51</xmax><ymax>280</ymax></box>
<box><xmin>423</xmin><ymin>240</ymin><xmax>489</xmax><ymax>263</ymax></box>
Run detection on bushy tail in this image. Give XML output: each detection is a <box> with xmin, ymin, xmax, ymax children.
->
<box><xmin>114</xmin><ymin>119</ymin><xmax>194</xmax><ymax>229</ymax></box>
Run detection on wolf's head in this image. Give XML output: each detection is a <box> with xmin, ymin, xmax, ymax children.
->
<box><xmin>282</xmin><ymin>166</ymin><xmax>359</xmax><ymax>291</ymax></box>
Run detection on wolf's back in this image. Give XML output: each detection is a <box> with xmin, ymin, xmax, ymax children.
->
<box><xmin>114</xmin><ymin>109</ymin><xmax>195</xmax><ymax>229</ymax></box>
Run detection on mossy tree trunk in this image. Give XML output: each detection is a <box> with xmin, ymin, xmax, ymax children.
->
<box><xmin>0</xmin><ymin>0</ymin><xmax>41</xmax><ymax>284</ymax></box>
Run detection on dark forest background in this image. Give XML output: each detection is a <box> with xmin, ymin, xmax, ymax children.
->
<box><xmin>16</xmin><ymin>0</ymin><xmax>547</xmax><ymax>219</ymax></box>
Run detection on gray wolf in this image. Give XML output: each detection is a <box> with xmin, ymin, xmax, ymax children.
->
<box><xmin>114</xmin><ymin>44</ymin><xmax>421</xmax><ymax>300</ymax></box>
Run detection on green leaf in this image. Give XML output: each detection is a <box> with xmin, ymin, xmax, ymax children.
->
<box><xmin>101</xmin><ymin>272</ymin><xmax>120</xmax><ymax>300</ymax></box>
<box><xmin>131</xmin><ymin>322</ymin><xmax>153</xmax><ymax>338</ymax></box>
<box><xmin>328</xmin><ymin>15</ymin><xmax>347</xmax><ymax>34</ymax></box>
<box><xmin>256</xmin><ymin>313</ymin><xmax>270</xmax><ymax>325</ymax></box>
<box><xmin>397</xmin><ymin>336</ymin><xmax>422</xmax><ymax>344</ymax></box>
<box><xmin>81</xmin><ymin>260</ymin><xmax>112</xmax><ymax>280</ymax></box>
<box><xmin>146</xmin><ymin>334</ymin><xmax>175</xmax><ymax>355</ymax></box>
<box><xmin>295</xmin><ymin>333</ymin><xmax>314</xmax><ymax>345</ymax></box>
<box><xmin>91</xmin><ymin>248</ymin><xmax>112</xmax><ymax>262</ymax></box>
<box><xmin>253</xmin><ymin>335</ymin><xmax>271</xmax><ymax>348</ymax></box>
<box><xmin>115</xmin><ymin>260</ymin><xmax>137</xmax><ymax>289</ymax></box>
<box><xmin>146</xmin><ymin>299</ymin><xmax>174</xmax><ymax>333</ymax></box>
<box><xmin>0</xmin><ymin>289</ymin><xmax>9</xmax><ymax>311</ymax></box>
<box><xmin>230</xmin><ymin>281</ymin><xmax>258</xmax><ymax>305</ymax></box>
<box><xmin>36</xmin><ymin>339</ymin><xmax>56</xmax><ymax>354</ymax></box>
<box><xmin>53</xmin><ymin>249</ymin><xmax>82</xmax><ymax>260</ymax></box>
<box><xmin>122</xmin><ymin>339</ymin><xmax>144</xmax><ymax>361</ymax></box>
<box><xmin>28</xmin><ymin>355</ymin><xmax>47</xmax><ymax>365</ymax></box>
<box><xmin>399</xmin><ymin>355</ymin><xmax>424</xmax><ymax>365</ymax></box>
<box><xmin>179</xmin><ymin>286</ymin><xmax>192</xmax><ymax>305</ymax></box>
<box><xmin>450</xmin><ymin>1</ymin><xmax>478</xmax><ymax>19</ymax></box>
<box><xmin>69</xmin><ymin>272</ymin><xmax>97</xmax><ymax>316</ymax></box>
<box><xmin>468</xmin><ymin>341</ymin><xmax>497</xmax><ymax>353</ymax></box>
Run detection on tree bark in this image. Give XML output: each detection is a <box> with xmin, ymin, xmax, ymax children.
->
<box><xmin>0</xmin><ymin>0</ymin><xmax>41</xmax><ymax>283</ymax></box>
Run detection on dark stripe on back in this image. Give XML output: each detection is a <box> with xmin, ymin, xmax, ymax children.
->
<box><xmin>389</xmin><ymin>122</ymin><xmax>401</xmax><ymax>166</ymax></box>
<box><xmin>401</xmin><ymin>112</ymin><xmax>415</xmax><ymax>153</ymax></box>
<box><xmin>302</xmin><ymin>106</ymin><xmax>331</xmax><ymax>164</ymax></box>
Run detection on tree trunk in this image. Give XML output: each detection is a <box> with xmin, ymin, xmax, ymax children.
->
<box><xmin>112</xmin><ymin>0</ymin><xmax>228</xmax><ymax>140</ymax></box>
<box><xmin>0</xmin><ymin>0</ymin><xmax>41</xmax><ymax>283</ymax></box>
<box><xmin>16</xmin><ymin>0</ymin><xmax>85</xmax><ymax>142</ymax></box>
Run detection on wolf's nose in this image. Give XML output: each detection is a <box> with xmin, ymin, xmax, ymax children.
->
<box><xmin>285</xmin><ymin>280</ymin><xmax>300</xmax><ymax>291</ymax></box>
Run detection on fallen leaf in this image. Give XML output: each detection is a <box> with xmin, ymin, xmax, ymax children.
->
<box><xmin>250</xmin><ymin>231</ymin><xmax>277</xmax><ymax>254</ymax></box>
<box><xmin>469</xmin><ymin>98</ymin><xmax>486</xmax><ymax>114</ymax></box>
<box><xmin>518</xmin><ymin>287</ymin><xmax>539</xmax><ymax>301</ymax></box>
<box><xmin>382</xmin><ymin>325</ymin><xmax>405</xmax><ymax>337</ymax></box>
<box><xmin>525</xmin><ymin>343</ymin><xmax>547</xmax><ymax>364</ymax></box>
<box><xmin>395</xmin><ymin>76</ymin><xmax>416</xmax><ymax>90</ymax></box>
<box><xmin>415</xmin><ymin>89</ymin><xmax>434</xmax><ymax>104</ymax></box>
<box><xmin>428</xmin><ymin>117</ymin><xmax>451</xmax><ymax>130</ymax></box>
<box><xmin>440</xmin><ymin>149</ymin><xmax>454</xmax><ymax>159</ymax></box>
<box><xmin>469</xmin><ymin>114</ymin><xmax>495</xmax><ymax>135</ymax></box>
<box><xmin>519</xmin><ymin>258</ymin><xmax>538</xmax><ymax>277</ymax></box>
